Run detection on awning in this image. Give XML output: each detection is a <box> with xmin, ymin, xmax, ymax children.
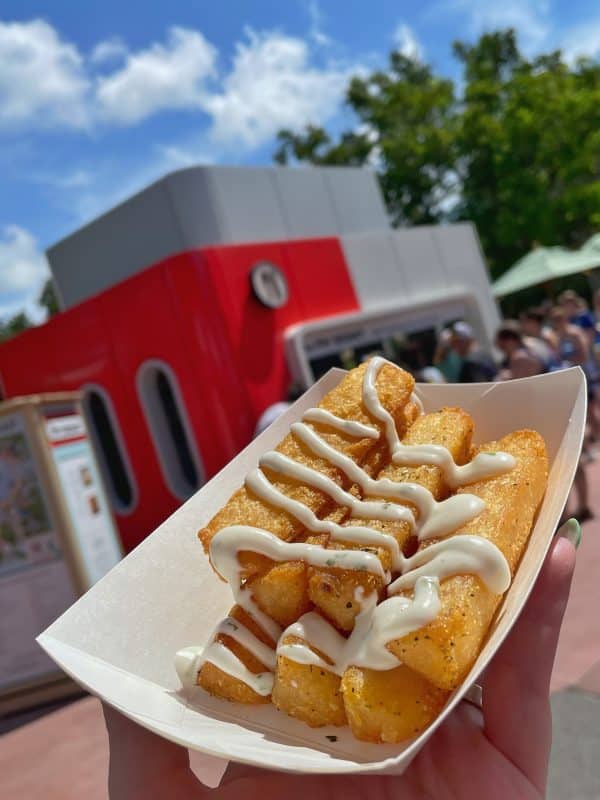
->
<box><xmin>492</xmin><ymin>245</ymin><xmax>600</xmax><ymax>298</ymax></box>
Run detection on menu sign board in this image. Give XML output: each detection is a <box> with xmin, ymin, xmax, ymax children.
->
<box><xmin>0</xmin><ymin>412</ymin><xmax>77</xmax><ymax>691</ymax></box>
<box><xmin>44</xmin><ymin>408</ymin><xmax>122</xmax><ymax>587</ymax></box>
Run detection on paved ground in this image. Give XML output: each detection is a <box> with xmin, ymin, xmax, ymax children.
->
<box><xmin>3</xmin><ymin>462</ymin><xmax>600</xmax><ymax>798</ymax></box>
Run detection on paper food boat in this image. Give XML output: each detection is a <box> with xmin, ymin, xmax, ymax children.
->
<box><xmin>38</xmin><ymin>367</ymin><xmax>585</xmax><ymax>777</ymax></box>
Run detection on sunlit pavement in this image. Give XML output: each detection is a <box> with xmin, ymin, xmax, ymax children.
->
<box><xmin>2</xmin><ymin>462</ymin><xmax>600</xmax><ymax>799</ymax></box>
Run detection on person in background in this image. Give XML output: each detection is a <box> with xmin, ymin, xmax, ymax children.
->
<box><xmin>254</xmin><ymin>384</ymin><xmax>304</xmax><ymax>437</ymax></box>
<box><xmin>593</xmin><ymin>288</ymin><xmax>600</xmax><ymax>324</ymax></box>
<box><xmin>558</xmin><ymin>290</ymin><xmax>595</xmax><ymax>346</ymax></box>
<box><xmin>520</xmin><ymin>308</ymin><xmax>559</xmax><ymax>361</ymax></box>
<box><xmin>450</xmin><ymin>321</ymin><xmax>497</xmax><ymax>382</ymax></box>
<box><xmin>548</xmin><ymin>307</ymin><xmax>588</xmax><ymax>367</ymax></box>
<box><xmin>549</xmin><ymin>306</ymin><xmax>594</xmax><ymax>521</ymax></box>
<box><xmin>495</xmin><ymin>321</ymin><xmax>547</xmax><ymax>380</ymax></box>
<box><xmin>433</xmin><ymin>328</ymin><xmax>462</xmax><ymax>382</ymax></box>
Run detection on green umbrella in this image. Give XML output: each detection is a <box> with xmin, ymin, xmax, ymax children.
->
<box><xmin>581</xmin><ymin>233</ymin><xmax>600</xmax><ymax>255</ymax></box>
<box><xmin>492</xmin><ymin>245</ymin><xmax>600</xmax><ymax>298</ymax></box>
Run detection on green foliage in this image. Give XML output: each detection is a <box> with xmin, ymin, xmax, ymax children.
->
<box><xmin>0</xmin><ymin>278</ymin><xmax>60</xmax><ymax>344</ymax></box>
<box><xmin>38</xmin><ymin>278</ymin><xmax>60</xmax><ymax>317</ymax></box>
<box><xmin>0</xmin><ymin>312</ymin><xmax>33</xmax><ymax>342</ymax></box>
<box><xmin>274</xmin><ymin>29</ymin><xmax>600</xmax><ymax>279</ymax></box>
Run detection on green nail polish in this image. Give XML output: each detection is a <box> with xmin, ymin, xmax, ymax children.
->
<box><xmin>559</xmin><ymin>518</ymin><xmax>581</xmax><ymax>549</ymax></box>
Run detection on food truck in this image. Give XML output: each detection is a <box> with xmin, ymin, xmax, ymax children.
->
<box><xmin>0</xmin><ymin>165</ymin><xmax>500</xmax><ymax>553</ymax></box>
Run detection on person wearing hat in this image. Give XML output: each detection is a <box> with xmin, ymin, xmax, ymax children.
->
<box><xmin>449</xmin><ymin>321</ymin><xmax>497</xmax><ymax>383</ymax></box>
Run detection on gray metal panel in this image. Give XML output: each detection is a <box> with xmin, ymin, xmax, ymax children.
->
<box><xmin>271</xmin><ymin>168</ymin><xmax>338</xmax><ymax>239</ymax></box>
<box><xmin>391</xmin><ymin>227</ymin><xmax>450</xmax><ymax>299</ymax></box>
<box><xmin>340</xmin><ymin>231</ymin><xmax>409</xmax><ymax>309</ymax></box>
<box><xmin>321</xmin><ymin>167</ymin><xmax>389</xmax><ymax>234</ymax></box>
<box><xmin>205</xmin><ymin>166</ymin><xmax>287</xmax><ymax>244</ymax></box>
<box><xmin>164</xmin><ymin>167</ymin><xmax>223</xmax><ymax>248</ymax></box>
<box><xmin>47</xmin><ymin>178</ymin><xmax>184</xmax><ymax>309</ymax></box>
<box><xmin>431</xmin><ymin>223</ymin><xmax>500</xmax><ymax>347</ymax></box>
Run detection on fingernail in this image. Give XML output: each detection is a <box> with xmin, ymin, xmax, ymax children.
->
<box><xmin>558</xmin><ymin>518</ymin><xmax>581</xmax><ymax>549</ymax></box>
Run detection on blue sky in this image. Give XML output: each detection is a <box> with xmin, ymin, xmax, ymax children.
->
<box><xmin>0</xmin><ymin>0</ymin><xmax>598</xmax><ymax>320</ymax></box>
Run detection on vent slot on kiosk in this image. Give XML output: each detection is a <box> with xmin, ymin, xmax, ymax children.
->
<box><xmin>137</xmin><ymin>360</ymin><xmax>203</xmax><ymax>500</ymax></box>
<box><xmin>82</xmin><ymin>386</ymin><xmax>137</xmax><ymax>514</ymax></box>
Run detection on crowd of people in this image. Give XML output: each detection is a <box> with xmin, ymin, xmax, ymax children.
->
<box><xmin>429</xmin><ymin>289</ymin><xmax>600</xmax><ymax>522</ymax></box>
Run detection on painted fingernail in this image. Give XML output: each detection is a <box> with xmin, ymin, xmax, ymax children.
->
<box><xmin>558</xmin><ymin>518</ymin><xmax>581</xmax><ymax>549</ymax></box>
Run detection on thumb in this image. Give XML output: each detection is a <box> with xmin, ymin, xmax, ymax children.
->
<box><xmin>482</xmin><ymin>527</ymin><xmax>577</xmax><ymax>793</ymax></box>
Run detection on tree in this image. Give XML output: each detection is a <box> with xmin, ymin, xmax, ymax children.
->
<box><xmin>454</xmin><ymin>31</ymin><xmax>600</xmax><ymax>277</ymax></box>
<box><xmin>274</xmin><ymin>30</ymin><xmax>600</xmax><ymax>279</ymax></box>
<box><xmin>38</xmin><ymin>277</ymin><xmax>60</xmax><ymax>317</ymax></box>
<box><xmin>276</xmin><ymin>54</ymin><xmax>456</xmax><ymax>226</ymax></box>
<box><xmin>0</xmin><ymin>312</ymin><xmax>33</xmax><ymax>342</ymax></box>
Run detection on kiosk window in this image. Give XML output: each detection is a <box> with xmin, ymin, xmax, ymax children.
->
<box><xmin>84</xmin><ymin>388</ymin><xmax>135</xmax><ymax>512</ymax></box>
<box><xmin>137</xmin><ymin>361</ymin><xmax>202</xmax><ymax>500</ymax></box>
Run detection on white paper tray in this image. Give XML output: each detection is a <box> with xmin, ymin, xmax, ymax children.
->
<box><xmin>38</xmin><ymin>367</ymin><xmax>586</xmax><ymax>775</ymax></box>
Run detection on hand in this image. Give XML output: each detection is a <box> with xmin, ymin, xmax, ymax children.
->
<box><xmin>104</xmin><ymin>534</ymin><xmax>576</xmax><ymax>799</ymax></box>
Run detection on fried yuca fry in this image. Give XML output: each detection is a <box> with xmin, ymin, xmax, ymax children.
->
<box><xmin>200</xmin><ymin>362</ymin><xmax>414</xmax><ymax>554</ymax></box>
<box><xmin>198</xmin><ymin>605</ymin><xmax>276</xmax><ymax>704</ymax></box>
<box><xmin>341</xmin><ymin>665</ymin><xmax>449</xmax><ymax>743</ymax></box>
<box><xmin>250</xmin><ymin>402</ymin><xmax>420</xmax><ymax>628</ymax></box>
<box><xmin>273</xmin><ymin>409</ymin><xmax>473</xmax><ymax>728</ymax></box>
<box><xmin>205</xmin><ymin>506</ymin><xmax>355</xmax><ymax>707</ymax></box>
<box><xmin>307</xmin><ymin>408</ymin><xmax>474</xmax><ymax>632</ymax></box>
<box><xmin>387</xmin><ymin>429</ymin><xmax>548</xmax><ymax>691</ymax></box>
<box><xmin>205</xmin><ymin>366</ymin><xmax>415</xmax><ymax>628</ymax></box>
<box><xmin>272</xmin><ymin>631</ymin><xmax>347</xmax><ymax>727</ymax></box>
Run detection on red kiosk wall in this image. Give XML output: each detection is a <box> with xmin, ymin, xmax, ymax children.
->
<box><xmin>0</xmin><ymin>237</ymin><xmax>361</xmax><ymax>552</ymax></box>
<box><xmin>164</xmin><ymin>251</ymin><xmax>256</xmax><ymax>468</ymax></box>
<box><xmin>94</xmin><ymin>261</ymin><xmax>217</xmax><ymax>549</ymax></box>
<box><xmin>200</xmin><ymin>238</ymin><xmax>359</xmax><ymax>423</ymax></box>
<box><xmin>0</xmin><ymin>300</ymin><xmax>150</xmax><ymax>550</ymax></box>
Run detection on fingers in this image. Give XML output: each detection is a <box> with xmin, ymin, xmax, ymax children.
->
<box><xmin>482</xmin><ymin>534</ymin><xmax>576</xmax><ymax>793</ymax></box>
<box><xmin>103</xmin><ymin>704</ymin><xmax>203</xmax><ymax>799</ymax></box>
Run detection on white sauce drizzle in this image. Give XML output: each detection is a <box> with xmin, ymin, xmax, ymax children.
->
<box><xmin>301</xmin><ymin>408</ymin><xmax>379</xmax><ymax>439</ymax></box>
<box><xmin>176</xmin><ymin>357</ymin><xmax>515</xmax><ymax>693</ymax></box>
<box><xmin>175</xmin><ymin>643</ymin><xmax>274</xmax><ymax>696</ymax></box>
<box><xmin>210</xmin><ymin>526</ymin><xmax>388</xmax><ymax>582</ymax></box>
<box><xmin>277</xmin><ymin>577</ymin><xmax>441</xmax><ymax>674</ymax></box>
<box><xmin>363</xmin><ymin>356</ymin><xmax>516</xmax><ymax>488</ymax></box>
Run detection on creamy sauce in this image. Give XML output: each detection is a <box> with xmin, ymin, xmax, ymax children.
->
<box><xmin>175</xmin><ymin>642</ymin><xmax>274</xmax><ymax>696</ymax></box>
<box><xmin>278</xmin><ymin>577</ymin><xmax>441</xmax><ymax>674</ymax></box>
<box><xmin>301</xmin><ymin>408</ymin><xmax>380</xmax><ymax>439</ymax></box>
<box><xmin>363</xmin><ymin>357</ymin><xmax>516</xmax><ymax>488</ymax></box>
<box><xmin>176</xmin><ymin>357</ymin><xmax>515</xmax><ymax>693</ymax></box>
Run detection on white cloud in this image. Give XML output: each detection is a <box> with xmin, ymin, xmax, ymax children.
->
<box><xmin>0</xmin><ymin>20</ymin><xmax>354</xmax><ymax>149</ymax></box>
<box><xmin>0</xmin><ymin>19</ymin><xmax>90</xmax><ymax>129</ymax></box>
<box><xmin>95</xmin><ymin>27</ymin><xmax>217</xmax><ymax>124</ymax></box>
<box><xmin>307</xmin><ymin>0</ymin><xmax>332</xmax><ymax>47</ymax></box>
<box><xmin>434</xmin><ymin>0</ymin><xmax>550</xmax><ymax>53</ymax></box>
<box><xmin>560</xmin><ymin>20</ymin><xmax>600</xmax><ymax>62</ymax></box>
<box><xmin>91</xmin><ymin>36</ymin><xmax>128</xmax><ymax>65</ymax></box>
<box><xmin>157</xmin><ymin>143</ymin><xmax>217</xmax><ymax>169</ymax></box>
<box><xmin>0</xmin><ymin>225</ymin><xmax>50</xmax><ymax>322</ymax></box>
<box><xmin>394</xmin><ymin>23</ymin><xmax>424</xmax><ymax>61</ymax></box>
<box><xmin>205</xmin><ymin>29</ymin><xmax>349</xmax><ymax>147</ymax></box>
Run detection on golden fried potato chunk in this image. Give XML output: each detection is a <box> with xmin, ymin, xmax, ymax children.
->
<box><xmin>198</xmin><ymin>605</ymin><xmax>275</xmax><ymax>704</ymax></box>
<box><xmin>200</xmin><ymin>361</ymin><xmax>415</xmax><ymax>556</ymax></box>
<box><xmin>341</xmin><ymin>665</ymin><xmax>449</xmax><ymax>743</ymax></box>
<box><xmin>388</xmin><ymin>429</ymin><xmax>548</xmax><ymax>690</ymax></box>
<box><xmin>272</xmin><ymin>635</ymin><xmax>346</xmax><ymax>727</ymax></box>
<box><xmin>308</xmin><ymin>408</ymin><xmax>474</xmax><ymax>631</ymax></box>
